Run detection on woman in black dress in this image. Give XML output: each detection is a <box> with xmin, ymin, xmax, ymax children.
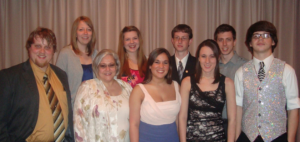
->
<box><xmin>178</xmin><ymin>39</ymin><xmax>236</xmax><ymax>142</ymax></box>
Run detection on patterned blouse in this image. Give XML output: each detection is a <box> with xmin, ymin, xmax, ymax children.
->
<box><xmin>73</xmin><ymin>78</ymin><xmax>132</xmax><ymax>142</ymax></box>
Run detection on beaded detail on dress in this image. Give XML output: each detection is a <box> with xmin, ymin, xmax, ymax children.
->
<box><xmin>186</xmin><ymin>75</ymin><xmax>226</xmax><ymax>142</ymax></box>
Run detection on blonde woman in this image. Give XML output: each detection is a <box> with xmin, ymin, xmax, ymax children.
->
<box><xmin>56</xmin><ymin>16</ymin><xmax>98</xmax><ymax>106</ymax></box>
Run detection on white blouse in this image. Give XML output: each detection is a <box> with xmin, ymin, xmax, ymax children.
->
<box><xmin>73</xmin><ymin>78</ymin><xmax>132</xmax><ymax>142</ymax></box>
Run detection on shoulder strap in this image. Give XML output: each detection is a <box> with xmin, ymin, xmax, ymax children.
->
<box><xmin>218</xmin><ymin>74</ymin><xmax>226</xmax><ymax>100</ymax></box>
<box><xmin>219</xmin><ymin>74</ymin><xmax>226</xmax><ymax>86</ymax></box>
<box><xmin>189</xmin><ymin>75</ymin><xmax>196</xmax><ymax>85</ymax></box>
<box><xmin>173</xmin><ymin>81</ymin><xmax>180</xmax><ymax>100</ymax></box>
<box><xmin>137</xmin><ymin>84</ymin><xmax>149</xmax><ymax>97</ymax></box>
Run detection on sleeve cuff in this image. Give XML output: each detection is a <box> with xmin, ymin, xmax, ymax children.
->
<box><xmin>287</xmin><ymin>98</ymin><xmax>300</xmax><ymax>110</ymax></box>
<box><xmin>236</xmin><ymin>96</ymin><xmax>243</xmax><ymax>106</ymax></box>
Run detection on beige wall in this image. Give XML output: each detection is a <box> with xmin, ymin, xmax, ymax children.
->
<box><xmin>1</xmin><ymin>0</ymin><xmax>299</xmax><ymax>140</ymax></box>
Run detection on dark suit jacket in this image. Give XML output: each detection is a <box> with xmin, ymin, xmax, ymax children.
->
<box><xmin>0</xmin><ymin>60</ymin><xmax>74</xmax><ymax>142</ymax></box>
<box><xmin>171</xmin><ymin>54</ymin><xmax>197</xmax><ymax>85</ymax></box>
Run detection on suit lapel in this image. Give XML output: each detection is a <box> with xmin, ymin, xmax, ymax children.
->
<box><xmin>182</xmin><ymin>54</ymin><xmax>193</xmax><ymax>79</ymax></box>
<box><xmin>171</xmin><ymin>55</ymin><xmax>180</xmax><ymax>83</ymax></box>
<box><xmin>51</xmin><ymin>65</ymin><xmax>67</xmax><ymax>92</ymax></box>
<box><xmin>22</xmin><ymin>60</ymin><xmax>40</xmax><ymax>100</ymax></box>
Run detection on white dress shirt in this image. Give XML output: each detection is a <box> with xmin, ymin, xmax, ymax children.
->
<box><xmin>234</xmin><ymin>54</ymin><xmax>300</xmax><ymax>110</ymax></box>
<box><xmin>175</xmin><ymin>52</ymin><xmax>189</xmax><ymax>70</ymax></box>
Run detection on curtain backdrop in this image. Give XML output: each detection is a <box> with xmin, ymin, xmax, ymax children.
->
<box><xmin>1</xmin><ymin>0</ymin><xmax>300</xmax><ymax>139</ymax></box>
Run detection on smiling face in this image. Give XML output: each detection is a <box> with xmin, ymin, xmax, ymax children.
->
<box><xmin>149</xmin><ymin>53</ymin><xmax>170</xmax><ymax>79</ymax></box>
<box><xmin>76</xmin><ymin>21</ymin><xmax>92</xmax><ymax>47</ymax></box>
<box><xmin>98</xmin><ymin>55</ymin><xmax>117</xmax><ymax>82</ymax></box>
<box><xmin>198</xmin><ymin>46</ymin><xmax>217</xmax><ymax>74</ymax></box>
<box><xmin>216</xmin><ymin>31</ymin><xmax>236</xmax><ymax>56</ymax></box>
<box><xmin>250</xmin><ymin>31</ymin><xmax>274</xmax><ymax>56</ymax></box>
<box><xmin>123</xmin><ymin>31</ymin><xmax>140</xmax><ymax>54</ymax></box>
<box><xmin>28</xmin><ymin>37</ymin><xmax>54</xmax><ymax>71</ymax></box>
<box><xmin>171</xmin><ymin>31</ymin><xmax>192</xmax><ymax>53</ymax></box>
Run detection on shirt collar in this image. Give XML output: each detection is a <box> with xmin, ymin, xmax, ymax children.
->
<box><xmin>229</xmin><ymin>51</ymin><xmax>240</xmax><ymax>64</ymax></box>
<box><xmin>253</xmin><ymin>54</ymin><xmax>274</xmax><ymax>73</ymax></box>
<box><xmin>30</xmin><ymin>59</ymin><xmax>51</xmax><ymax>83</ymax></box>
<box><xmin>220</xmin><ymin>51</ymin><xmax>239</xmax><ymax>65</ymax></box>
<box><xmin>175</xmin><ymin>52</ymin><xmax>189</xmax><ymax>69</ymax></box>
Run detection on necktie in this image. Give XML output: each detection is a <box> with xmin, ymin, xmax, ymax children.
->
<box><xmin>178</xmin><ymin>61</ymin><xmax>184</xmax><ymax>80</ymax></box>
<box><xmin>258</xmin><ymin>62</ymin><xmax>265</xmax><ymax>82</ymax></box>
<box><xmin>43</xmin><ymin>74</ymin><xmax>65</xmax><ymax>142</ymax></box>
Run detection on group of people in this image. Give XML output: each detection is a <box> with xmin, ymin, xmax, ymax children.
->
<box><xmin>0</xmin><ymin>15</ymin><xmax>299</xmax><ymax>142</ymax></box>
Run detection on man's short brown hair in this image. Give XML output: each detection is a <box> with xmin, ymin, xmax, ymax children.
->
<box><xmin>25</xmin><ymin>27</ymin><xmax>57</xmax><ymax>52</ymax></box>
<box><xmin>171</xmin><ymin>24</ymin><xmax>193</xmax><ymax>39</ymax></box>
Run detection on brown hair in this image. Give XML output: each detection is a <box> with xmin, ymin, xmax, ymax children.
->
<box><xmin>26</xmin><ymin>27</ymin><xmax>57</xmax><ymax>52</ymax></box>
<box><xmin>245</xmin><ymin>21</ymin><xmax>278</xmax><ymax>54</ymax></box>
<box><xmin>143</xmin><ymin>48</ymin><xmax>172</xmax><ymax>84</ymax></box>
<box><xmin>117</xmin><ymin>26</ymin><xmax>147</xmax><ymax>78</ymax></box>
<box><xmin>171</xmin><ymin>24</ymin><xmax>193</xmax><ymax>39</ymax></box>
<box><xmin>195</xmin><ymin>39</ymin><xmax>221</xmax><ymax>84</ymax></box>
<box><xmin>71</xmin><ymin>16</ymin><xmax>96</xmax><ymax>56</ymax></box>
<box><xmin>214</xmin><ymin>24</ymin><xmax>236</xmax><ymax>40</ymax></box>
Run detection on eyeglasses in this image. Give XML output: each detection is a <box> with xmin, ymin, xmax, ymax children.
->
<box><xmin>98</xmin><ymin>64</ymin><xmax>116</xmax><ymax>69</ymax></box>
<box><xmin>174</xmin><ymin>36</ymin><xmax>189</xmax><ymax>41</ymax></box>
<box><xmin>252</xmin><ymin>33</ymin><xmax>271</xmax><ymax>39</ymax></box>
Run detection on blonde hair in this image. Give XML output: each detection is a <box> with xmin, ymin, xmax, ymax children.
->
<box><xmin>71</xmin><ymin>16</ymin><xmax>96</xmax><ymax>56</ymax></box>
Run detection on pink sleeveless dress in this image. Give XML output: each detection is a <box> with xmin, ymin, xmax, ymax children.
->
<box><xmin>137</xmin><ymin>81</ymin><xmax>181</xmax><ymax>142</ymax></box>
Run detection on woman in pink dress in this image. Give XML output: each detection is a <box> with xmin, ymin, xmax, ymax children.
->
<box><xmin>129</xmin><ymin>48</ymin><xmax>181</xmax><ymax>142</ymax></box>
<box><xmin>117</xmin><ymin>26</ymin><xmax>147</xmax><ymax>87</ymax></box>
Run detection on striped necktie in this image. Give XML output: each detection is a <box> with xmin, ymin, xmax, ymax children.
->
<box><xmin>43</xmin><ymin>74</ymin><xmax>65</xmax><ymax>142</ymax></box>
<box><xmin>258</xmin><ymin>62</ymin><xmax>265</xmax><ymax>82</ymax></box>
<box><xmin>178</xmin><ymin>61</ymin><xmax>184</xmax><ymax>80</ymax></box>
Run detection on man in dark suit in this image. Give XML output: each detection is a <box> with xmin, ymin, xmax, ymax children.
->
<box><xmin>170</xmin><ymin>24</ymin><xmax>197</xmax><ymax>85</ymax></box>
<box><xmin>0</xmin><ymin>28</ymin><xmax>74</xmax><ymax>141</ymax></box>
